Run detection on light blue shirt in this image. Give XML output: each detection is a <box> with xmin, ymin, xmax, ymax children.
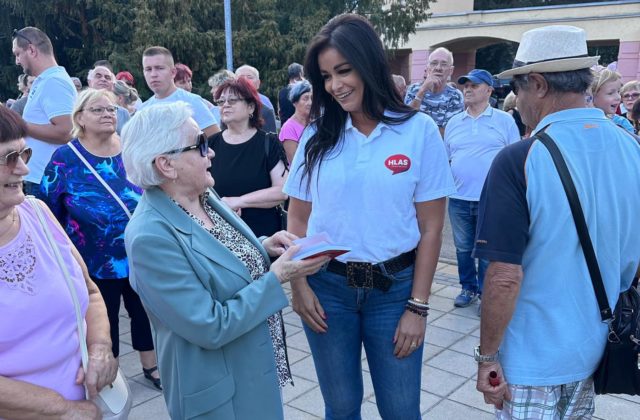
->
<box><xmin>140</xmin><ymin>88</ymin><xmax>219</xmax><ymax>129</ymax></box>
<box><xmin>444</xmin><ymin>105</ymin><xmax>520</xmax><ymax>201</ymax></box>
<box><xmin>259</xmin><ymin>93</ymin><xmax>274</xmax><ymax>110</ymax></box>
<box><xmin>23</xmin><ymin>66</ymin><xmax>77</xmax><ymax>183</ymax></box>
<box><xmin>284</xmin><ymin>111</ymin><xmax>456</xmax><ymax>263</ymax></box>
<box><xmin>503</xmin><ymin>108</ymin><xmax>640</xmax><ymax>385</ymax></box>
<box><xmin>116</xmin><ymin>105</ymin><xmax>130</xmax><ymax>135</ymax></box>
<box><xmin>611</xmin><ymin>114</ymin><xmax>635</xmax><ymax>134</ymax></box>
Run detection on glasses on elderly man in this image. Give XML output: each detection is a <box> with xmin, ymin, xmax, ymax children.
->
<box><xmin>622</xmin><ymin>92</ymin><xmax>640</xmax><ymax>101</ymax></box>
<box><xmin>154</xmin><ymin>133</ymin><xmax>208</xmax><ymax>163</ymax></box>
<box><xmin>0</xmin><ymin>147</ymin><xmax>32</xmax><ymax>168</ymax></box>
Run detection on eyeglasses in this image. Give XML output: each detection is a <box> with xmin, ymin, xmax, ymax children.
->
<box><xmin>622</xmin><ymin>92</ymin><xmax>640</xmax><ymax>101</ymax></box>
<box><xmin>0</xmin><ymin>147</ymin><xmax>32</xmax><ymax>167</ymax></box>
<box><xmin>82</xmin><ymin>106</ymin><xmax>118</xmax><ymax>115</ymax></box>
<box><xmin>12</xmin><ymin>29</ymin><xmax>33</xmax><ymax>45</ymax></box>
<box><xmin>428</xmin><ymin>61</ymin><xmax>451</xmax><ymax>69</ymax></box>
<box><xmin>214</xmin><ymin>97</ymin><xmax>244</xmax><ymax>107</ymax></box>
<box><xmin>154</xmin><ymin>133</ymin><xmax>208</xmax><ymax>163</ymax></box>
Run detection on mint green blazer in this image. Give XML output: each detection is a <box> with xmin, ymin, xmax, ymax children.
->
<box><xmin>125</xmin><ymin>187</ymin><xmax>287</xmax><ymax>419</ymax></box>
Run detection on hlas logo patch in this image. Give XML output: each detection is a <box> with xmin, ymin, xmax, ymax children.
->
<box><xmin>385</xmin><ymin>154</ymin><xmax>411</xmax><ymax>175</ymax></box>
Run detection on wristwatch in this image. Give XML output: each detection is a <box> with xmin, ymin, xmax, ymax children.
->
<box><xmin>474</xmin><ymin>345</ymin><xmax>499</xmax><ymax>363</ymax></box>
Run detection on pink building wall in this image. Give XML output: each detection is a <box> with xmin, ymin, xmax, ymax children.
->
<box><xmin>618</xmin><ymin>41</ymin><xmax>640</xmax><ymax>82</ymax></box>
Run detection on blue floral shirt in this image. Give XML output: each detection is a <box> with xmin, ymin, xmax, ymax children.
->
<box><xmin>38</xmin><ymin>139</ymin><xmax>141</xmax><ymax>279</ymax></box>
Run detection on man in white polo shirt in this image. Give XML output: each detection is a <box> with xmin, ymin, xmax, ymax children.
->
<box><xmin>444</xmin><ymin>69</ymin><xmax>520</xmax><ymax>310</ymax></box>
<box><xmin>11</xmin><ymin>27</ymin><xmax>76</xmax><ymax>193</ymax></box>
<box><xmin>139</xmin><ymin>46</ymin><xmax>220</xmax><ymax>137</ymax></box>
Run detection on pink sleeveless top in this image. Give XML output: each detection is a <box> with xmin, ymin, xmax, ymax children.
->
<box><xmin>0</xmin><ymin>200</ymin><xmax>88</xmax><ymax>400</ymax></box>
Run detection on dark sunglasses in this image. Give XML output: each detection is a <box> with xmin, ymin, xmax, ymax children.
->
<box><xmin>12</xmin><ymin>29</ymin><xmax>34</xmax><ymax>45</ymax></box>
<box><xmin>154</xmin><ymin>133</ymin><xmax>208</xmax><ymax>163</ymax></box>
<box><xmin>0</xmin><ymin>147</ymin><xmax>32</xmax><ymax>167</ymax></box>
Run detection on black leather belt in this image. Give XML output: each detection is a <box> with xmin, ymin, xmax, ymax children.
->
<box><xmin>326</xmin><ymin>250</ymin><xmax>416</xmax><ymax>292</ymax></box>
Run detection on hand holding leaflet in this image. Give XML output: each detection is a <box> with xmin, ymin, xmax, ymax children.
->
<box><xmin>291</xmin><ymin>232</ymin><xmax>351</xmax><ymax>261</ymax></box>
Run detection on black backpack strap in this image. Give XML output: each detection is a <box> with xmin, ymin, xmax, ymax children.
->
<box><xmin>535</xmin><ymin>131</ymin><xmax>613</xmax><ymax>322</ymax></box>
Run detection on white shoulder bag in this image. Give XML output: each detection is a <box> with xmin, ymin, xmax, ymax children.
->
<box><xmin>67</xmin><ymin>142</ymin><xmax>132</xmax><ymax>218</ymax></box>
<box><xmin>27</xmin><ymin>197</ymin><xmax>132</xmax><ymax>418</ymax></box>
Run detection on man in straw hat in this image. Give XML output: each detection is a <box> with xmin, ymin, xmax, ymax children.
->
<box><xmin>472</xmin><ymin>25</ymin><xmax>640</xmax><ymax>418</ymax></box>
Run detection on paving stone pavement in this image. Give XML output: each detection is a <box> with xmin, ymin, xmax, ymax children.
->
<box><xmin>118</xmin><ymin>262</ymin><xmax>640</xmax><ymax>419</ymax></box>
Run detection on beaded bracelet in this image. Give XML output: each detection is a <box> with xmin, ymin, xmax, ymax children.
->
<box><xmin>405</xmin><ymin>302</ymin><xmax>429</xmax><ymax>318</ymax></box>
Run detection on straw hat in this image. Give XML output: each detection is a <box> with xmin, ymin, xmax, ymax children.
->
<box><xmin>498</xmin><ymin>25</ymin><xmax>599</xmax><ymax>79</ymax></box>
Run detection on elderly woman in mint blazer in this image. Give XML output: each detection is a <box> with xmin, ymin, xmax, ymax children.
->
<box><xmin>121</xmin><ymin>101</ymin><xmax>329</xmax><ymax>420</ymax></box>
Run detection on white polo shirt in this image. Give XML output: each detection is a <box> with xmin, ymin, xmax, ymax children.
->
<box><xmin>444</xmin><ymin>105</ymin><xmax>520</xmax><ymax>201</ymax></box>
<box><xmin>139</xmin><ymin>88</ymin><xmax>219</xmax><ymax>129</ymax></box>
<box><xmin>22</xmin><ymin>66</ymin><xmax>76</xmax><ymax>184</ymax></box>
<box><xmin>284</xmin><ymin>111</ymin><xmax>456</xmax><ymax>263</ymax></box>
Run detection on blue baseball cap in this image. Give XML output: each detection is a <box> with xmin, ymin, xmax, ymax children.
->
<box><xmin>457</xmin><ymin>69</ymin><xmax>494</xmax><ymax>87</ymax></box>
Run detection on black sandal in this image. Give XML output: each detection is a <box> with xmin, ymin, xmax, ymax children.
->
<box><xmin>143</xmin><ymin>366</ymin><xmax>162</xmax><ymax>391</ymax></box>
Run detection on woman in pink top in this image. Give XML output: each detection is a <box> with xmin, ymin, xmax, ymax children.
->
<box><xmin>278</xmin><ymin>80</ymin><xmax>312</xmax><ymax>163</ymax></box>
<box><xmin>0</xmin><ymin>107</ymin><xmax>117</xmax><ymax>419</ymax></box>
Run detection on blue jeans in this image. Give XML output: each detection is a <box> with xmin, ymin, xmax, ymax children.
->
<box><xmin>448</xmin><ymin>198</ymin><xmax>488</xmax><ymax>294</ymax></box>
<box><xmin>303</xmin><ymin>265</ymin><xmax>422</xmax><ymax>420</ymax></box>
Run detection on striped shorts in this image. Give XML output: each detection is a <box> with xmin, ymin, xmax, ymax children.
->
<box><xmin>496</xmin><ymin>377</ymin><xmax>595</xmax><ymax>419</ymax></box>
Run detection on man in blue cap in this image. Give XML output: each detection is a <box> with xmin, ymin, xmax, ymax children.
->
<box><xmin>444</xmin><ymin>68</ymin><xmax>520</xmax><ymax>311</ymax></box>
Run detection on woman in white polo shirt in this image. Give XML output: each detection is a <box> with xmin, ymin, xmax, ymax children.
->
<box><xmin>284</xmin><ymin>14</ymin><xmax>456</xmax><ymax>419</ymax></box>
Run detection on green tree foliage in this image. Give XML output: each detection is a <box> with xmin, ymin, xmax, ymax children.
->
<box><xmin>1</xmin><ymin>0</ymin><xmax>432</xmax><ymax>104</ymax></box>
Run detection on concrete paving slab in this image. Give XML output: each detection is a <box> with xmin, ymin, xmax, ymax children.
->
<box><xmin>594</xmin><ymin>394</ymin><xmax>640</xmax><ymax>420</ymax></box>
<box><xmin>425</xmin><ymin>325</ymin><xmax>465</xmax><ymax>348</ymax></box>
<box><xmin>421</xmin><ymin>365</ymin><xmax>467</xmax><ymax>397</ymax></box>
<box><xmin>282</xmin><ymin>376</ymin><xmax>318</xmax><ymax>404</ymax></box>
<box><xmin>427</xmin><ymin>349</ymin><xmax>478</xmax><ymax>378</ymax></box>
<box><xmin>431</xmin><ymin>313</ymin><xmax>480</xmax><ymax>335</ymax></box>
<box><xmin>449</xmin><ymin>378</ymin><xmax>494</xmax><ymax>413</ymax></box>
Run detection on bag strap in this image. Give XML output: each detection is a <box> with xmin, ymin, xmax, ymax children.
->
<box><xmin>26</xmin><ymin>197</ymin><xmax>92</xmax><ymax>392</ymax></box>
<box><xmin>535</xmin><ymin>131</ymin><xmax>613</xmax><ymax>321</ymax></box>
<box><xmin>68</xmin><ymin>142</ymin><xmax>132</xmax><ymax>219</ymax></box>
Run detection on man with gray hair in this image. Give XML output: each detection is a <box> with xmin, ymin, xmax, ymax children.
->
<box><xmin>405</xmin><ymin>47</ymin><xmax>464</xmax><ymax>137</ymax></box>
<box><xmin>11</xmin><ymin>26</ymin><xmax>76</xmax><ymax>194</ymax></box>
<box><xmin>235</xmin><ymin>64</ymin><xmax>277</xmax><ymax>133</ymax></box>
<box><xmin>87</xmin><ymin>64</ymin><xmax>130</xmax><ymax>134</ymax></box>
<box><xmin>473</xmin><ymin>25</ymin><xmax>640</xmax><ymax>417</ymax></box>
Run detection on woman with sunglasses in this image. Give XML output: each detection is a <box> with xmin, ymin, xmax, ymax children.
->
<box><xmin>0</xmin><ymin>106</ymin><xmax>117</xmax><ymax>418</ymax></box>
<box><xmin>121</xmin><ymin>101</ymin><xmax>328</xmax><ymax>419</ymax></box>
<box><xmin>37</xmin><ymin>88</ymin><xmax>162</xmax><ymax>390</ymax></box>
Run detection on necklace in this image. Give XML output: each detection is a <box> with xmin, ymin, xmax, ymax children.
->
<box><xmin>0</xmin><ymin>209</ymin><xmax>16</xmax><ymax>239</ymax></box>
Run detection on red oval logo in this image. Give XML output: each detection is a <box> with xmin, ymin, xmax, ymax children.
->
<box><xmin>385</xmin><ymin>154</ymin><xmax>411</xmax><ymax>175</ymax></box>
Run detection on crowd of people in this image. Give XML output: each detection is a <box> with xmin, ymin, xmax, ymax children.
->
<box><xmin>1</xmin><ymin>14</ymin><xmax>639</xmax><ymax>420</ymax></box>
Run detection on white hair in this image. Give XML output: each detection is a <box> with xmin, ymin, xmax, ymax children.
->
<box><xmin>235</xmin><ymin>64</ymin><xmax>259</xmax><ymax>80</ymax></box>
<box><xmin>121</xmin><ymin>101</ymin><xmax>194</xmax><ymax>189</ymax></box>
<box><xmin>87</xmin><ymin>66</ymin><xmax>113</xmax><ymax>81</ymax></box>
<box><xmin>429</xmin><ymin>47</ymin><xmax>454</xmax><ymax>65</ymax></box>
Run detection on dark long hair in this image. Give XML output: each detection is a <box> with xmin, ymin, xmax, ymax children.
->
<box><xmin>301</xmin><ymin>14</ymin><xmax>416</xmax><ymax>188</ymax></box>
